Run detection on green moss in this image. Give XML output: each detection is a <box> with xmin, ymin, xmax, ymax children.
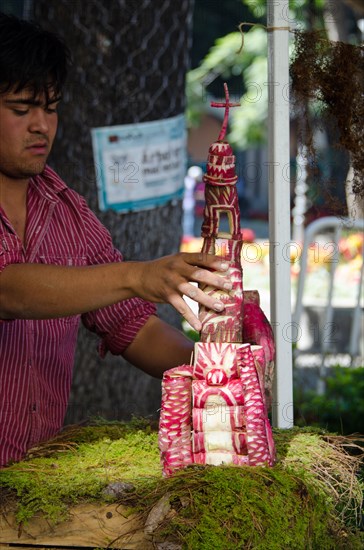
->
<box><xmin>156</xmin><ymin>467</ymin><xmax>347</xmax><ymax>549</ymax></box>
<box><xmin>0</xmin><ymin>421</ymin><xmax>160</xmax><ymax>524</ymax></box>
<box><xmin>0</xmin><ymin>422</ymin><xmax>362</xmax><ymax>549</ymax></box>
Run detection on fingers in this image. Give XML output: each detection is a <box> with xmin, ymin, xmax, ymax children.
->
<box><xmin>141</xmin><ymin>253</ymin><xmax>233</xmax><ymax>329</ymax></box>
<box><xmin>183</xmin><ymin>252</ymin><xmax>230</xmax><ymax>272</ymax></box>
<box><xmin>191</xmin><ymin>267</ymin><xmax>232</xmax><ymax>292</ymax></box>
<box><xmin>166</xmin><ymin>253</ymin><xmax>233</xmax><ymax>324</ymax></box>
<box><xmin>160</xmin><ymin>253</ymin><xmax>232</xmax><ymax>295</ymax></box>
<box><xmin>180</xmin><ymin>282</ymin><xmax>226</xmax><ymax>313</ymax></box>
<box><xmin>172</xmin><ymin>280</ymin><xmax>229</xmax><ymax>331</ymax></box>
<box><xmin>179</xmin><ymin>252</ymin><xmax>232</xmax><ymax>290</ymax></box>
<box><xmin>169</xmin><ymin>293</ymin><xmax>202</xmax><ymax>332</ymax></box>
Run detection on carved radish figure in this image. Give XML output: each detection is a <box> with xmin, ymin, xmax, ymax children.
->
<box><xmin>159</xmin><ymin>84</ymin><xmax>275</xmax><ymax>476</ymax></box>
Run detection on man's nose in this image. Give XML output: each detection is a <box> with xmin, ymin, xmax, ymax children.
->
<box><xmin>28</xmin><ymin>108</ymin><xmax>49</xmax><ymax>134</ymax></box>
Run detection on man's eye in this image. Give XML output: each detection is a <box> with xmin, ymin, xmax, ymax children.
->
<box><xmin>45</xmin><ymin>107</ymin><xmax>57</xmax><ymax>114</ymax></box>
<box><xmin>13</xmin><ymin>109</ymin><xmax>29</xmax><ymax>116</ymax></box>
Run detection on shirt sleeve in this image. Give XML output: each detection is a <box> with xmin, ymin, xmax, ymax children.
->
<box><xmin>0</xmin><ymin>233</ymin><xmax>22</xmax><ymax>274</ymax></box>
<box><xmin>78</xmin><ymin>198</ymin><xmax>157</xmax><ymax>356</ymax></box>
<box><xmin>0</xmin><ymin>233</ymin><xmax>23</xmax><ymax>321</ymax></box>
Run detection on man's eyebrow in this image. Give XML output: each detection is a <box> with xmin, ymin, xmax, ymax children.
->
<box><xmin>4</xmin><ymin>96</ymin><xmax>62</xmax><ymax>106</ymax></box>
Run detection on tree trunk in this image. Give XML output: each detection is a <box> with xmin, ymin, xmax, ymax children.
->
<box><xmin>33</xmin><ymin>0</ymin><xmax>194</xmax><ymax>423</ymax></box>
<box><xmin>324</xmin><ymin>0</ymin><xmax>351</xmax><ymax>42</ymax></box>
<box><xmin>324</xmin><ymin>0</ymin><xmax>363</xmax><ymax>219</ymax></box>
<box><xmin>345</xmin><ymin>162</ymin><xmax>364</xmax><ymax>219</ymax></box>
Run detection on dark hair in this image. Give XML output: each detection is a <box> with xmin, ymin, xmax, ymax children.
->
<box><xmin>0</xmin><ymin>12</ymin><xmax>71</xmax><ymax>102</ymax></box>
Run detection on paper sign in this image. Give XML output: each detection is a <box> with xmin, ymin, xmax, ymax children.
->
<box><xmin>91</xmin><ymin>114</ymin><xmax>186</xmax><ymax>212</ymax></box>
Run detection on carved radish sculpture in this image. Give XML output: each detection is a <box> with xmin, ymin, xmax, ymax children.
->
<box><xmin>159</xmin><ymin>84</ymin><xmax>275</xmax><ymax>476</ymax></box>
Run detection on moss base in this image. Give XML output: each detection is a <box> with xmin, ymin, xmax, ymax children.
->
<box><xmin>0</xmin><ymin>420</ymin><xmax>362</xmax><ymax>549</ymax></box>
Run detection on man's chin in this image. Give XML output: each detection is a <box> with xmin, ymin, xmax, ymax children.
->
<box><xmin>24</xmin><ymin>159</ymin><xmax>48</xmax><ymax>176</ymax></box>
<box><xmin>24</xmin><ymin>165</ymin><xmax>47</xmax><ymax>177</ymax></box>
<box><xmin>4</xmin><ymin>162</ymin><xmax>47</xmax><ymax>180</ymax></box>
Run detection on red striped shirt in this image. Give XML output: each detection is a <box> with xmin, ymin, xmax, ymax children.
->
<box><xmin>0</xmin><ymin>166</ymin><xmax>156</xmax><ymax>466</ymax></box>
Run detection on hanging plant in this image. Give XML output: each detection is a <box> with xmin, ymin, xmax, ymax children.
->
<box><xmin>290</xmin><ymin>30</ymin><xmax>364</xmax><ymax>200</ymax></box>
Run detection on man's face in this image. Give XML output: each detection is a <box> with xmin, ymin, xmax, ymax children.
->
<box><xmin>0</xmin><ymin>87</ymin><xmax>60</xmax><ymax>183</ymax></box>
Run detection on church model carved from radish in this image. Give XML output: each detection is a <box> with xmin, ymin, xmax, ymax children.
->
<box><xmin>159</xmin><ymin>84</ymin><xmax>276</xmax><ymax>476</ymax></box>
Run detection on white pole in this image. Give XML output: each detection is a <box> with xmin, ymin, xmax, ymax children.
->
<box><xmin>267</xmin><ymin>0</ymin><xmax>293</xmax><ymax>428</ymax></box>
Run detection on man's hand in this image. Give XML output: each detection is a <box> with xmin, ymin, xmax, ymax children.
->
<box><xmin>126</xmin><ymin>252</ymin><xmax>231</xmax><ymax>331</ymax></box>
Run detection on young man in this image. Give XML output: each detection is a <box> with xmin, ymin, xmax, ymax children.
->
<box><xmin>0</xmin><ymin>13</ymin><xmax>231</xmax><ymax>466</ymax></box>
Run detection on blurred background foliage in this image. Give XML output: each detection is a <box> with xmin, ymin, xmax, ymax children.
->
<box><xmin>294</xmin><ymin>366</ymin><xmax>364</xmax><ymax>434</ymax></box>
<box><xmin>187</xmin><ymin>0</ymin><xmax>363</xmax><ymax>150</ymax></box>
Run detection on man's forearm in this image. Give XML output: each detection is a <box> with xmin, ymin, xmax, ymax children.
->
<box><xmin>123</xmin><ymin>315</ymin><xmax>194</xmax><ymax>378</ymax></box>
<box><xmin>0</xmin><ymin>262</ymin><xmax>138</xmax><ymax>319</ymax></box>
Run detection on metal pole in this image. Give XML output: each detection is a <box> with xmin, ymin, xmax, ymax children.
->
<box><xmin>267</xmin><ymin>0</ymin><xmax>293</xmax><ymax>428</ymax></box>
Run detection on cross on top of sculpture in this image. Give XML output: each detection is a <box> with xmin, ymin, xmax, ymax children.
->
<box><xmin>210</xmin><ymin>82</ymin><xmax>240</xmax><ymax>141</ymax></box>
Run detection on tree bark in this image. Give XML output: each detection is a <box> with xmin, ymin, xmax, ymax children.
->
<box><xmin>33</xmin><ymin>0</ymin><xmax>194</xmax><ymax>423</ymax></box>
<box><xmin>345</xmin><ymin>163</ymin><xmax>364</xmax><ymax>219</ymax></box>
<box><xmin>324</xmin><ymin>0</ymin><xmax>363</xmax><ymax>218</ymax></box>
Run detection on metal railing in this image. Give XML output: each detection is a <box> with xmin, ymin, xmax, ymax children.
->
<box><xmin>293</xmin><ymin>217</ymin><xmax>364</xmax><ymax>378</ymax></box>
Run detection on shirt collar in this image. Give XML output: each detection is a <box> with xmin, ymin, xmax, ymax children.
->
<box><xmin>29</xmin><ymin>165</ymin><xmax>68</xmax><ymax>202</ymax></box>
